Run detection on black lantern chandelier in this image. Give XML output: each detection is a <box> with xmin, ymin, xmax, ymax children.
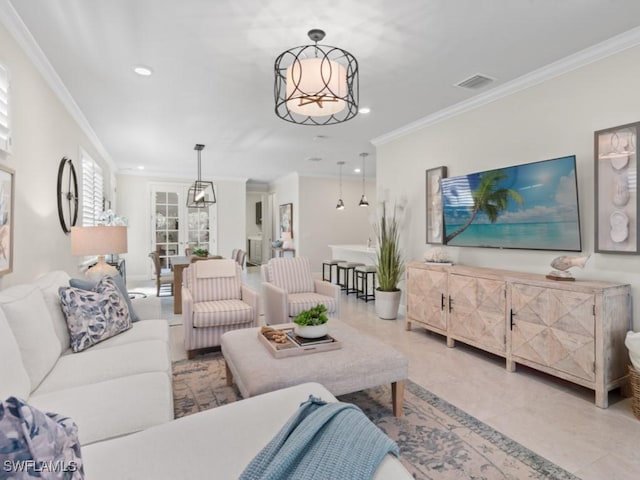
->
<box><xmin>274</xmin><ymin>29</ymin><xmax>359</xmax><ymax>126</ymax></box>
<box><xmin>186</xmin><ymin>144</ymin><xmax>216</xmax><ymax>208</ymax></box>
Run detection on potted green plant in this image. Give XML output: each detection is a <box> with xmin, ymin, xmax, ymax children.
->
<box><xmin>193</xmin><ymin>248</ymin><xmax>209</xmax><ymax>258</ymax></box>
<box><xmin>374</xmin><ymin>199</ymin><xmax>405</xmax><ymax>319</ymax></box>
<box><xmin>293</xmin><ymin>304</ymin><xmax>329</xmax><ymax>338</ymax></box>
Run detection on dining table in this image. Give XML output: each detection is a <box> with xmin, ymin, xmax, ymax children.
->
<box><xmin>170</xmin><ymin>255</ymin><xmax>223</xmax><ymax>314</ymax></box>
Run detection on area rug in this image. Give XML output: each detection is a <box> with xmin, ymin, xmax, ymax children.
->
<box><xmin>173</xmin><ymin>353</ymin><xmax>580</xmax><ymax>480</ymax></box>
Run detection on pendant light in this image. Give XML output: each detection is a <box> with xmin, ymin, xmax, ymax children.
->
<box><xmin>186</xmin><ymin>144</ymin><xmax>216</xmax><ymax>208</ymax></box>
<box><xmin>336</xmin><ymin>161</ymin><xmax>345</xmax><ymax>210</ymax></box>
<box><xmin>274</xmin><ymin>29</ymin><xmax>359</xmax><ymax>126</ymax></box>
<box><xmin>358</xmin><ymin>152</ymin><xmax>369</xmax><ymax>207</ymax></box>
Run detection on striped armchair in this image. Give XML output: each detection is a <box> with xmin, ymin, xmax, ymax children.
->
<box><xmin>182</xmin><ymin>259</ymin><xmax>258</xmax><ymax>358</ymax></box>
<box><xmin>261</xmin><ymin>257</ymin><xmax>340</xmax><ymax>325</ymax></box>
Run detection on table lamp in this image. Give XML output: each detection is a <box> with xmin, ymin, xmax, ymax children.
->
<box><xmin>71</xmin><ymin>226</ymin><xmax>128</xmax><ymax>281</ymax></box>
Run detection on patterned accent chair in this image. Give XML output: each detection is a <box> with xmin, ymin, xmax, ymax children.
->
<box><xmin>261</xmin><ymin>257</ymin><xmax>340</xmax><ymax>325</ymax></box>
<box><xmin>182</xmin><ymin>259</ymin><xmax>258</xmax><ymax>358</ymax></box>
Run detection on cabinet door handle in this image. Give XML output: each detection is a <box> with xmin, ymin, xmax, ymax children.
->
<box><xmin>448</xmin><ymin>296</ymin><xmax>453</xmax><ymax>313</ymax></box>
<box><xmin>441</xmin><ymin>293</ymin><xmax>445</xmax><ymax>311</ymax></box>
<box><xmin>510</xmin><ymin>309</ymin><xmax>515</xmax><ymax>330</ymax></box>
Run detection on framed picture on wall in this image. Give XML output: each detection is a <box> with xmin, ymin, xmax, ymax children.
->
<box><xmin>0</xmin><ymin>165</ymin><xmax>14</xmax><ymax>275</ymax></box>
<box><xmin>595</xmin><ymin>121</ymin><xmax>639</xmax><ymax>254</ymax></box>
<box><xmin>426</xmin><ymin>166</ymin><xmax>447</xmax><ymax>244</ymax></box>
<box><xmin>279</xmin><ymin>203</ymin><xmax>293</xmax><ymax>238</ymax></box>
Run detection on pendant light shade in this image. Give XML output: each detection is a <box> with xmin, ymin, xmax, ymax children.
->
<box><xmin>186</xmin><ymin>144</ymin><xmax>216</xmax><ymax>208</ymax></box>
<box><xmin>336</xmin><ymin>161</ymin><xmax>345</xmax><ymax>210</ymax></box>
<box><xmin>358</xmin><ymin>152</ymin><xmax>369</xmax><ymax>207</ymax></box>
<box><xmin>274</xmin><ymin>29</ymin><xmax>359</xmax><ymax>126</ymax></box>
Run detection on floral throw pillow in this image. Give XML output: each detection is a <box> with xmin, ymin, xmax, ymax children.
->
<box><xmin>0</xmin><ymin>396</ymin><xmax>83</xmax><ymax>479</ymax></box>
<box><xmin>58</xmin><ymin>275</ymin><xmax>132</xmax><ymax>353</ymax></box>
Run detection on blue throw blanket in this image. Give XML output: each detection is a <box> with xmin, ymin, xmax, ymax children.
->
<box><xmin>240</xmin><ymin>396</ymin><xmax>399</xmax><ymax>480</ymax></box>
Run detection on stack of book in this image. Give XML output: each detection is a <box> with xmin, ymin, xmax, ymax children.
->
<box><xmin>286</xmin><ymin>331</ymin><xmax>336</xmax><ymax>347</ymax></box>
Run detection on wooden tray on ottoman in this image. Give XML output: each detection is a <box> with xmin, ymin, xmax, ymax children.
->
<box><xmin>258</xmin><ymin>324</ymin><xmax>342</xmax><ymax>359</ymax></box>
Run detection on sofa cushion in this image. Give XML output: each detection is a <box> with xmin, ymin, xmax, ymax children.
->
<box><xmin>70</xmin><ymin>274</ymin><xmax>139</xmax><ymax>322</ymax></box>
<box><xmin>59</xmin><ymin>276</ymin><xmax>132</xmax><ymax>353</ymax></box>
<box><xmin>193</xmin><ymin>300</ymin><xmax>254</xmax><ymax>328</ymax></box>
<box><xmin>86</xmin><ymin>319</ymin><xmax>169</xmax><ymax>350</ymax></box>
<box><xmin>270</xmin><ymin>257</ymin><xmax>315</xmax><ymax>294</ymax></box>
<box><xmin>0</xmin><ymin>308</ymin><xmax>30</xmax><ymax>400</ymax></box>
<box><xmin>29</xmin><ymin>372</ymin><xmax>173</xmax><ymax>446</ymax></box>
<box><xmin>0</xmin><ymin>396</ymin><xmax>83</xmax><ymax>478</ymax></box>
<box><xmin>35</xmin><ymin>339</ymin><xmax>171</xmax><ymax>395</ymax></box>
<box><xmin>34</xmin><ymin>270</ymin><xmax>73</xmax><ymax>352</ymax></box>
<box><xmin>0</xmin><ymin>284</ymin><xmax>61</xmax><ymax>392</ymax></box>
<box><xmin>80</xmin><ymin>383</ymin><xmax>413</xmax><ymax>480</ymax></box>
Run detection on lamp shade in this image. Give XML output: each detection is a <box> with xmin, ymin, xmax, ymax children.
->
<box><xmin>71</xmin><ymin>226</ymin><xmax>128</xmax><ymax>256</ymax></box>
<box><xmin>286</xmin><ymin>57</ymin><xmax>347</xmax><ymax>117</ymax></box>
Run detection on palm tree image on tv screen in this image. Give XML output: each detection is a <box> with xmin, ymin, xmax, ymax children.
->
<box><xmin>441</xmin><ymin>156</ymin><xmax>582</xmax><ymax>252</ymax></box>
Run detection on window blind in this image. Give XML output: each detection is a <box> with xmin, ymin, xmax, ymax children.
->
<box><xmin>81</xmin><ymin>153</ymin><xmax>104</xmax><ymax>226</ymax></box>
<box><xmin>0</xmin><ymin>64</ymin><xmax>10</xmax><ymax>153</ymax></box>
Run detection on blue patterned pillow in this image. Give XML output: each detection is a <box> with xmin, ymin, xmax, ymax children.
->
<box><xmin>69</xmin><ymin>274</ymin><xmax>139</xmax><ymax>322</ymax></box>
<box><xmin>58</xmin><ymin>276</ymin><xmax>132</xmax><ymax>353</ymax></box>
<box><xmin>0</xmin><ymin>396</ymin><xmax>83</xmax><ymax>479</ymax></box>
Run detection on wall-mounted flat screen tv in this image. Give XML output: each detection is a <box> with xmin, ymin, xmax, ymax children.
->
<box><xmin>441</xmin><ymin>155</ymin><xmax>582</xmax><ymax>251</ymax></box>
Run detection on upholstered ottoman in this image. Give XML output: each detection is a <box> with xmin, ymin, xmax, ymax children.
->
<box><xmin>221</xmin><ymin>319</ymin><xmax>408</xmax><ymax>416</ymax></box>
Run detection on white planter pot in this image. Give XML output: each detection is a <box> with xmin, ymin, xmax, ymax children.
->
<box><xmin>294</xmin><ymin>323</ymin><xmax>328</xmax><ymax>338</ymax></box>
<box><xmin>375</xmin><ymin>289</ymin><xmax>401</xmax><ymax>320</ymax></box>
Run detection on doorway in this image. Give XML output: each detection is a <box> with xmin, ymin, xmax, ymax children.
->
<box><xmin>150</xmin><ymin>182</ymin><xmax>218</xmax><ymax>271</ymax></box>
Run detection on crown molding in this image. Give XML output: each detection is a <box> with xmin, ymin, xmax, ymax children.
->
<box><xmin>117</xmin><ymin>169</ymin><xmax>249</xmax><ymax>183</ymax></box>
<box><xmin>0</xmin><ymin>1</ymin><xmax>115</xmax><ymax>171</ymax></box>
<box><xmin>372</xmin><ymin>26</ymin><xmax>640</xmax><ymax>146</ymax></box>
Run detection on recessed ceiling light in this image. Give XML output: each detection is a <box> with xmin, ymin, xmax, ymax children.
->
<box><xmin>354</xmin><ymin>168</ymin><xmax>361</xmax><ymax>173</ymax></box>
<box><xmin>133</xmin><ymin>65</ymin><xmax>153</xmax><ymax>76</ymax></box>
<box><xmin>359</xmin><ymin>107</ymin><xmax>371</xmax><ymax>114</ymax></box>
<box><xmin>137</xmin><ymin>165</ymin><xmax>145</xmax><ymax>170</ymax></box>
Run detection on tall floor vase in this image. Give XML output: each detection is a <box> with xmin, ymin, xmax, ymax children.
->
<box><xmin>374</xmin><ymin>289</ymin><xmax>401</xmax><ymax>320</ymax></box>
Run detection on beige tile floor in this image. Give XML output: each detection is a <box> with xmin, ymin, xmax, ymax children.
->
<box><xmin>133</xmin><ymin>267</ymin><xmax>640</xmax><ymax>479</ymax></box>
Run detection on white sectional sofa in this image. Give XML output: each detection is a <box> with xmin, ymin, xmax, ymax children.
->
<box><xmin>0</xmin><ymin>270</ymin><xmax>412</xmax><ymax>478</ymax></box>
<box><xmin>0</xmin><ymin>270</ymin><xmax>173</xmax><ymax>446</ymax></box>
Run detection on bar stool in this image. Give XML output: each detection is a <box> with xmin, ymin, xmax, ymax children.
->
<box><xmin>322</xmin><ymin>259</ymin><xmax>346</xmax><ymax>283</ymax></box>
<box><xmin>355</xmin><ymin>265</ymin><xmax>377</xmax><ymax>302</ymax></box>
<box><xmin>337</xmin><ymin>262</ymin><xmax>364</xmax><ymax>295</ymax></box>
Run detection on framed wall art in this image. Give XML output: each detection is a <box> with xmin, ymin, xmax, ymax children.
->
<box><xmin>279</xmin><ymin>203</ymin><xmax>293</xmax><ymax>238</ymax></box>
<box><xmin>0</xmin><ymin>164</ymin><xmax>14</xmax><ymax>275</ymax></box>
<box><xmin>595</xmin><ymin>121</ymin><xmax>639</xmax><ymax>254</ymax></box>
<box><xmin>426</xmin><ymin>166</ymin><xmax>447</xmax><ymax>244</ymax></box>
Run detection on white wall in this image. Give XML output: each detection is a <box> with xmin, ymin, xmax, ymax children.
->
<box><xmin>116</xmin><ymin>173</ymin><xmax>246</xmax><ymax>280</ymax></box>
<box><xmin>0</xmin><ymin>22</ymin><xmax>111</xmax><ymax>286</ymax></box>
<box><xmin>268</xmin><ymin>173</ymin><xmax>376</xmax><ymax>272</ymax></box>
<box><xmin>376</xmin><ymin>45</ymin><xmax>640</xmax><ymax>329</ymax></box>
<box><xmin>299</xmin><ymin>176</ymin><xmax>376</xmax><ymax>271</ymax></box>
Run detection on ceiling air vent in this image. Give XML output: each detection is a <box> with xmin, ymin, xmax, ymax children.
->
<box><xmin>455</xmin><ymin>74</ymin><xmax>495</xmax><ymax>90</ymax></box>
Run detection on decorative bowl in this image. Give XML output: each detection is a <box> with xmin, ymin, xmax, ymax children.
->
<box><xmin>294</xmin><ymin>323</ymin><xmax>328</xmax><ymax>339</ymax></box>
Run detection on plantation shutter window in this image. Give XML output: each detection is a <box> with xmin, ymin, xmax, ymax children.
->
<box><xmin>81</xmin><ymin>153</ymin><xmax>104</xmax><ymax>226</ymax></box>
<box><xmin>0</xmin><ymin>64</ymin><xmax>10</xmax><ymax>153</ymax></box>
